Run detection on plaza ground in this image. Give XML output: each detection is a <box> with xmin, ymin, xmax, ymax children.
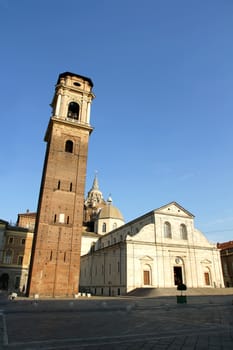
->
<box><xmin>1</xmin><ymin>290</ymin><xmax>233</xmax><ymax>349</ymax></box>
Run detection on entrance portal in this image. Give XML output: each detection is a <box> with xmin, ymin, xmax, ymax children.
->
<box><xmin>174</xmin><ymin>266</ymin><xmax>183</xmax><ymax>285</ymax></box>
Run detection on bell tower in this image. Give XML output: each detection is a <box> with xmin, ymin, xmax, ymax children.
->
<box><xmin>28</xmin><ymin>72</ymin><xmax>95</xmax><ymax>297</ymax></box>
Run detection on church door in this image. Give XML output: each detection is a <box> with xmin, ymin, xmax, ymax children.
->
<box><xmin>174</xmin><ymin>266</ymin><xmax>183</xmax><ymax>285</ymax></box>
<box><xmin>204</xmin><ymin>272</ymin><xmax>210</xmax><ymax>285</ymax></box>
<box><xmin>144</xmin><ymin>270</ymin><xmax>150</xmax><ymax>285</ymax></box>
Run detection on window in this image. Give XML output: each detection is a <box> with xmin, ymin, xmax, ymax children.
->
<box><xmin>59</xmin><ymin>213</ymin><xmax>65</xmax><ymax>224</ymax></box>
<box><xmin>113</xmin><ymin>222</ymin><xmax>117</xmax><ymax>230</ymax></box>
<box><xmin>180</xmin><ymin>224</ymin><xmax>188</xmax><ymax>240</ymax></box>
<box><xmin>67</xmin><ymin>102</ymin><xmax>79</xmax><ymax>120</ymax></box>
<box><xmin>65</xmin><ymin>140</ymin><xmax>73</xmax><ymax>153</ymax></box>
<box><xmin>223</xmin><ymin>263</ymin><xmax>228</xmax><ymax>275</ymax></box>
<box><xmin>54</xmin><ymin>214</ymin><xmax>57</xmax><ymax>223</ymax></box>
<box><xmin>21</xmin><ymin>239</ymin><xmax>26</xmax><ymax>245</ymax></box>
<box><xmin>18</xmin><ymin>256</ymin><xmax>23</xmax><ymax>265</ymax></box>
<box><xmin>8</xmin><ymin>237</ymin><xmax>13</xmax><ymax>244</ymax></box>
<box><xmin>69</xmin><ymin>182</ymin><xmax>72</xmax><ymax>192</ymax></box>
<box><xmin>67</xmin><ymin>216</ymin><xmax>70</xmax><ymax>224</ymax></box>
<box><xmin>73</xmin><ymin>82</ymin><xmax>81</xmax><ymax>87</ymax></box>
<box><xmin>164</xmin><ymin>222</ymin><xmax>172</xmax><ymax>238</ymax></box>
<box><xmin>102</xmin><ymin>222</ymin><xmax>106</xmax><ymax>233</ymax></box>
<box><xmin>4</xmin><ymin>250</ymin><xmax>12</xmax><ymax>264</ymax></box>
<box><xmin>15</xmin><ymin>276</ymin><xmax>20</xmax><ymax>290</ymax></box>
<box><xmin>57</xmin><ymin>180</ymin><xmax>61</xmax><ymax>190</ymax></box>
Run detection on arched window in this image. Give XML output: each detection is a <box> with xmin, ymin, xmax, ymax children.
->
<box><xmin>67</xmin><ymin>102</ymin><xmax>79</xmax><ymax>120</ymax></box>
<box><xmin>69</xmin><ymin>183</ymin><xmax>72</xmax><ymax>192</ymax></box>
<box><xmin>113</xmin><ymin>222</ymin><xmax>117</xmax><ymax>230</ymax></box>
<box><xmin>57</xmin><ymin>180</ymin><xmax>61</xmax><ymax>190</ymax></box>
<box><xmin>180</xmin><ymin>224</ymin><xmax>188</xmax><ymax>240</ymax></box>
<box><xmin>102</xmin><ymin>222</ymin><xmax>106</xmax><ymax>233</ymax></box>
<box><xmin>65</xmin><ymin>140</ymin><xmax>73</xmax><ymax>153</ymax></box>
<box><xmin>164</xmin><ymin>221</ymin><xmax>172</xmax><ymax>238</ymax></box>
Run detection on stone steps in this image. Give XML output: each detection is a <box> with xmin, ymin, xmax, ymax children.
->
<box><xmin>127</xmin><ymin>287</ymin><xmax>233</xmax><ymax>297</ymax></box>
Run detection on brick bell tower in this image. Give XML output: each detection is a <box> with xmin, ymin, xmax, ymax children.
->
<box><xmin>28</xmin><ymin>72</ymin><xmax>95</xmax><ymax>297</ymax></box>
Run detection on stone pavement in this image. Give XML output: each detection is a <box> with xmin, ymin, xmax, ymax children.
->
<box><xmin>0</xmin><ymin>293</ymin><xmax>233</xmax><ymax>349</ymax></box>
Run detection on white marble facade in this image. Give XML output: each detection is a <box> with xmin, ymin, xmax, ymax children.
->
<box><xmin>80</xmin><ymin>202</ymin><xmax>224</xmax><ymax>296</ymax></box>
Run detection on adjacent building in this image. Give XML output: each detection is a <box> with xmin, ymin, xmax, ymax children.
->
<box><xmin>217</xmin><ymin>241</ymin><xmax>233</xmax><ymax>287</ymax></box>
<box><xmin>0</xmin><ymin>218</ymin><xmax>34</xmax><ymax>292</ymax></box>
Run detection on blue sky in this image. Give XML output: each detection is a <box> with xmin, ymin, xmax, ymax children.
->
<box><xmin>0</xmin><ymin>0</ymin><xmax>233</xmax><ymax>243</ymax></box>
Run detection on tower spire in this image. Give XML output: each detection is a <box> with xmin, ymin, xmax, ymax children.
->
<box><xmin>92</xmin><ymin>171</ymin><xmax>99</xmax><ymax>191</ymax></box>
<box><xmin>85</xmin><ymin>172</ymin><xmax>104</xmax><ymax>208</ymax></box>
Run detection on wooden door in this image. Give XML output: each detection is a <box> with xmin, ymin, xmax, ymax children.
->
<box><xmin>144</xmin><ymin>270</ymin><xmax>150</xmax><ymax>285</ymax></box>
<box><xmin>204</xmin><ymin>272</ymin><xmax>210</xmax><ymax>285</ymax></box>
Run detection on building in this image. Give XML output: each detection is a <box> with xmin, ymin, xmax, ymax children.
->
<box><xmin>217</xmin><ymin>241</ymin><xmax>233</xmax><ymax>287</ymax></box>
<box><xmin>27</xmin><ymin>72</ymin><xmax>95</xmax><ymax>297</ymax></box>
<box><xmin>1</xmin><ymin>72</ymin><xmax>225</xmax><ymax>297</ymax></box>
<box><xmin>0</xmin><ymin>219</ymin><xmax>33</xmax><ymax>292</ymax></box>
<box><xmin>80</xmin><ymin>201</ymin><xmax>224</xmax><ymax>296</ymax></box>
<box><xmin>17</xmin><ymin>211</ymin><xmax>36</xmax><ymax>232</ymax></box>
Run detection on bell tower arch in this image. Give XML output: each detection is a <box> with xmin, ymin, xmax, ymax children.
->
<box><xmin>28</xmin><ymin>72</ymin><xmax>95</xmax><ymax>297</ymax></box>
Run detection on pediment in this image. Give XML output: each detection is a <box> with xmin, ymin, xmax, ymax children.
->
<box><xmin>140</xmin><ymin>255</ymin><xmax>153</xmax><ymax>262</ymax></box>
<box><xmin>201</xmin><ymin>259</ymin><xmax>212</xmax><ymax>265</ymax></box>
<box><xmin>154</xmin><ymin>202</ymin><xmax>194</xmax><ymax>218</ymax></box>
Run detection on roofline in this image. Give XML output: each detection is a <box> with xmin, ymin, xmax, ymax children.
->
<box><xmin>17</xmin><ymin>212</ymin><xmax>36</xmax><ymax>216</ymax></box>
<box><xmin>57</xmin><ymin>72</ymin><xmax>94</xmax><ymax>87</ymax></box>
<box><xmin>154</xmin><ymin>201</ymin><xmax>195</xmax><ymax>218</ymax></box>
<box><xmin>0</xmin><ymin>219</ymin><xmax>8</xmax><ymax>225</ymax></box>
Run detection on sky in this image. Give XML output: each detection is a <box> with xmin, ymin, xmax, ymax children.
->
<box><xmin>0</xmin><ymin>0</ymin><xmax>233</xmax><ymax>243</ymax></box>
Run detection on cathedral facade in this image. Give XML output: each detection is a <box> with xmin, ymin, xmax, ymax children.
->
<box><xmin>80</xmin><ymin>181</ymin><xmax>224</xmax><ymax>296</ymax></box>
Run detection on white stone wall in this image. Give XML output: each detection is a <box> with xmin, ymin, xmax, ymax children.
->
<box><xmin>79</xmin><ymin>244</ymin><xmax>127</xmax><ymax>296</ymax></box>
<box><xmin>81</xmin><ymin>234</ymin><xmax>99</xmax><ymax>256</ymax></box>
<box><xmin>80</xmin><ymin>202</ymin><xmax>224</xmax><ymax>295</ymax></box>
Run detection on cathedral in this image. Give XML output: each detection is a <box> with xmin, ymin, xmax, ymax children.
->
<box><xmin>80</xmin><ymin>176</ymin><xmax>224</xmax><ymax>296</ymax></box>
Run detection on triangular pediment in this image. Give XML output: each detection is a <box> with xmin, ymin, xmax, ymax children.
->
<box><xmin>201</xmin><ymin>259</ymin><xmax>212</xmax><ymax>264</ymax></box>
<box><xmin>154</xmin><ymin>202</ymin><xmax>194</xmax><ymax>218</ymax></box>
<box><xmin>140</xmin><ymin>255</ymin><xmax>153</xmax><ymax>262</ymax></box>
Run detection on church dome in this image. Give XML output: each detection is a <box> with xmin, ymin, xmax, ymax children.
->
<box><xmin>98</xmin><ymin>204</ymin><xmax>124</xmax><ymax>220</ymax></box>
<box><xmin>94</xmin><ymin>196</ymin><xmax>125</xmax><ymax>234</ymax></box>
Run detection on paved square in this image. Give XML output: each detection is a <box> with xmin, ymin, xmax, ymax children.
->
<box><xmin>1</xmin><ymin>294</ymin><xmax>233</xmax><ymax>349</ymax></box>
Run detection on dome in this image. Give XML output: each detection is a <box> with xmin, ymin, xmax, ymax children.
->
<box><xmin>98</xmin><ymin>204</ymin><xmax>124</xmax><ymax>220</ymax></box>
